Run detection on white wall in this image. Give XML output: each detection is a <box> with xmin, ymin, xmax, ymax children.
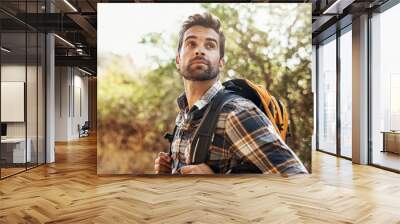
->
<box><xmin>1</xmin><ymin>63</ymin><xmax>46</xmax><ymax>164</ymax></box>
<box><xmin>1</xmin><ymin>65</ymin><xmax>34</xmax><ymax>138</ymax></box>
<box><xmin>72</xmin><ymin>72</ymin><xmax>89</xmax><ymax>138</ymax></box>
<box><xmin>55</xmin><ymin>67</ymin><xmax>89</xmax><ymax>141</ymax></box>
<box><xmin>55</xmin><ymin>66</ymin><xmax>69</xmax><ymax>141</ymax></box>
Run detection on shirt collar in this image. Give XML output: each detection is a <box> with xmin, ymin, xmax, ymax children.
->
<box><xmin>177</xmin><ymin>81</ymin><xmax>224</xmax><ymax>112</ymax></box>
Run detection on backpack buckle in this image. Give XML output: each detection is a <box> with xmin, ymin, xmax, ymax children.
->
<box><xmin>164</xmin><ymin>132</ymin><xmax>174</xmax><ymax>143</ymax></box>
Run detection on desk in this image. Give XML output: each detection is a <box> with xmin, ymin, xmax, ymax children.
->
<box><xmin>381</xmin><ymin>131</ymin><xmax>400</xmax><ymax>154</ymax></box>
<box><xmin>1</xmin><ymin>138</ymin><xmax>31</xmax><ymax>163</ymax></box>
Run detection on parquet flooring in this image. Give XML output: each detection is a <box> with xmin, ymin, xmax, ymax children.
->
<box><xmin>0</xmin><ymin>134</ymin><xmax>400</xmax><ymax>223</ymax></box>
<box><xmin>1</xmin><ymin>167</ymin><xmax>26</xmax><ymax>178</ymax></box>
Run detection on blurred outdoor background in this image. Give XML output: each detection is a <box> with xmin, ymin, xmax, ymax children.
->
<box><xmin>97</xmin><ymin>3</ymin><xmax>312</xmax><ymax>174</ymax></box>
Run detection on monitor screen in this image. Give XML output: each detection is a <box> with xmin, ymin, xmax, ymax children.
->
<box><xmin>1</xmin><ymin>123</ymin><xmax>7</xmax><ymax>137</ymax></box>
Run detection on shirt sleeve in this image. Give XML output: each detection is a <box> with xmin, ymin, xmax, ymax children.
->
<box><xmin>224</xmin><ymin>103</ymin><xmax>308</xmax><ymax>174</ymax></box>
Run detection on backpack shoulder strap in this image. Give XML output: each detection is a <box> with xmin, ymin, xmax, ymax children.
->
<box><xmin>190</xmin><ymin>90</ymin><xmax>239</xmax><ymax>164</ymax></box>
<box><xmin>165</xmin><ymin>125</ymin><xmax>178</xmax><ymax>156</ymax></box>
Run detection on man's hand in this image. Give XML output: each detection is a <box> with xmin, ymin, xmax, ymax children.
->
<box><xmin>154</xmin><ymin>152</ymin><xmax>172</xmax><ymax>174</ymax></box>
<box><xmin>180</xmin><ymin>163</ymin><xmax>214</xmax><ymax>174</ymax></box>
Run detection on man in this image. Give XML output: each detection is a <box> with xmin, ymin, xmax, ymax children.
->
<box><xmin>154</xmin><ymin>12</ymin><xmax>308</xmax><ymax>175</ymax></box>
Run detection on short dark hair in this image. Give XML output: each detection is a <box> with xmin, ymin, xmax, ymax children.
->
<box><xmin>177</xmin><ymin>12</ymin><xmax>225</xmax><ymax>59</ymax></box>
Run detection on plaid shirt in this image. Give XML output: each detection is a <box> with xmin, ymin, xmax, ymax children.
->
<box><xmin>170</xmin><ymin>81</ymin><xmax>308</xmax><ymax>175</ymax></box>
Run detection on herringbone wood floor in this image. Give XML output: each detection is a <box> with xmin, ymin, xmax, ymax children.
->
<box><xmin>1</xmin><ymin>135</ymin><xmax>400</xmax><ymax>224</ymax></box>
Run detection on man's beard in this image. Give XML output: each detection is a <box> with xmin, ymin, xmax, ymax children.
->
<box><xmin>180</xmin><ymin>60</ymin><xmax>219</xmax><ymax>81</ymax></box>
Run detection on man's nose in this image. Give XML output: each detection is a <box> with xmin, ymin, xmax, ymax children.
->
<box><xmin>195</xmin><ymin>46</ymin><xmax>205</xmax><ymax>56</ymax></box>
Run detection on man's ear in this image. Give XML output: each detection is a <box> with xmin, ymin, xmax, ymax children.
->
<box><xmin>175</xmin><ymin>53</ymin><xmax>180</xmax><ymax>70</ymax></box>
<box><xmin>219</xmin><ymin>58</ymin><xmax>225</xmax><ymax>71</ymax></box>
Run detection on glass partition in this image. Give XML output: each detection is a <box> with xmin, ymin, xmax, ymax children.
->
<box><xmin>26</xmin><ymin>0</ymin><xmax>42</xmax><ymax>169</ymax></box>
<box><xmin>0</xmin><ymin>1</ymin><xmax>46</xmax><ymax>179</ymax></box>
<box><xmin>27</xmin><ymin>30</ymin><xmax>38</xmax><ymax>169</ymax></box>
<box><xmin>38</xmin><ymin>32</ymin><xmax>45</xmax><ymax>165</ymax></box>
<box><xmin>1</xmin><ymin>30</ymin><xmax>28</xmax><ymax>177</ymax></box>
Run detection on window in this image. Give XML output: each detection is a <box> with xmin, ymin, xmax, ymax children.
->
<box><xmin>371</xmin><ymin>3</ymin><xmax>400</xmax><ymax>171</ymax></box>
<box><xmin>317</xmin><ymin>36</ymin><xmax>337</xmax><ymax>154</ymax></box>
<box><xmin>339</xmin><ymin>28</ymin><xmax>352</xmax><ymax>158</ymax></box>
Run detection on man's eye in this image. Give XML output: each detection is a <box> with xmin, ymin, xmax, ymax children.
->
<box><xmin>206</xmin><ymin>43</ymin><xmax>216</xmax><ymax>49</ymax></box>
<box><xmin>186</xmin><ymin>42</ymin><xmax>195</xmax><ymax>48</ymax></box>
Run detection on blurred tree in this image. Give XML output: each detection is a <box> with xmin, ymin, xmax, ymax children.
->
<box><xmin>202</xmin><ymin>3</ymin><xmax>312</xmax><ymax>169</ymax></box>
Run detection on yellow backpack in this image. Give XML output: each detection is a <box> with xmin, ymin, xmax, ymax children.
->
<box><xmin>243</xmin><ymin>79</ymin><xmax>290</xmax><ymax>141</ymax></box>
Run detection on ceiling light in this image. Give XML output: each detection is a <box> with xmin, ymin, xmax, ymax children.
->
<box><xmin>1</xmin><ymin>47</ymin><xmax>11</xmax><ymax>53</ymax></box>
<box><xmin>322</xmin><ymin>0</ymin><xmax>355</xmax><ymax>15</ymax></box>
<box><xmin>63</xmin><ymin>0</ymin><xmax>78</xmax><ymax>12</ymax></box>
<box><xmin>54</xmin><ymin>34</ymin><xmax>75</xmax><ymax>48</ymax></box>
<box><xmin>78</xmin><ymin>67</ymin><xmax>92</xmax><ymax>76</ymax></box>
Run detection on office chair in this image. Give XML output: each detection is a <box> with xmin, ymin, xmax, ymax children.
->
<box><xmin>79</xmin><ymin>121</ymin><xmax>90</xmax><ymax>138</ymax></box>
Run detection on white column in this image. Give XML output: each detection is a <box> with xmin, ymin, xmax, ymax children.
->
<box><xmin>45</xmin><ymin>0</ymin><xmax>55</xmax><ymax>163</ymax></box>
<box><xmin>46</xmin><ymin>33</ymin><xmax>55</xmax><ymax>163</ymax></box>
<box><xmin>352</xmin><ymin>14</ymin><xmax>369</xmax><ymax>164</ymax></box>
<box><xmin>55</xmin><ymin>67</ymin><xmax>74</xmax><ymax>141</ymax></box>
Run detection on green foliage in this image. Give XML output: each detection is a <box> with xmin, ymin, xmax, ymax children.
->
<box><xmin>204</xmin><ymin>3</ymin><xmax>312</xmax><ymax>169</ymax></box>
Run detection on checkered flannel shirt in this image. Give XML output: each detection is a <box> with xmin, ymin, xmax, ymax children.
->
<box><xmin>170</xmin><ymin>81</ymin><xmax>308</xmax><ymax>175</ymax></box>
